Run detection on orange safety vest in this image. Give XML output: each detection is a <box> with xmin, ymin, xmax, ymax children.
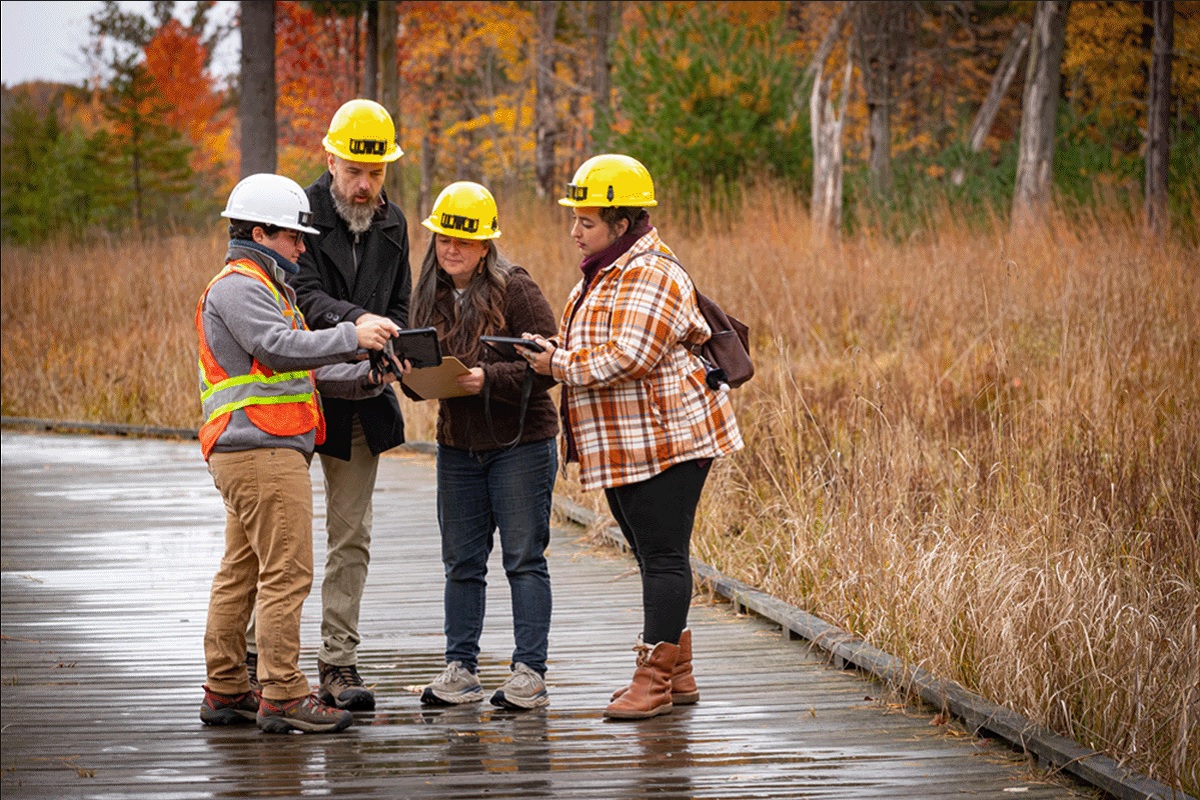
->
<box><xmin>195</xmin><ymin>259</ymin><xmax>326</xmax><ymax>459</ymax></box>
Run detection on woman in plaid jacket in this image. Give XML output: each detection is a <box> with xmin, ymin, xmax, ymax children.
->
<box><xmin>525</xmin><ymin>154</ymin><xmax>743</xmax><ymax>719</ymax></box>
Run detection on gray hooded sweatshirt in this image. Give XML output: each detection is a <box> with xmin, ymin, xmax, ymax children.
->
<box><xmin>199</xmin><ymin>244</ymin><xmax>384</xmax><ymax>456</ymax></box>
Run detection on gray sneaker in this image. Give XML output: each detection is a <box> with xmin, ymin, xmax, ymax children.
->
<box><xmin>420</xmin><ymin>661</ymin><xmax>484</xmax><ymax>705</ymax></box>
<box><xmin>490</xmin><ymin>663</ymin><xmax>549</xmax><ymax>710</ymax></box>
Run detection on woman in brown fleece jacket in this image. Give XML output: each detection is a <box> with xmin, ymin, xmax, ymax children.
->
<box><xmin>407</xmin><ymin>182</ymin><xmax>560</xmax><ymax>711</ymax></box>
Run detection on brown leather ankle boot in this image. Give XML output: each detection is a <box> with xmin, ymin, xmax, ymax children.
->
<box><xmin>604</xmin><ymin>640</ymin><xmax>679</xmax><ymax>719</ymax></box>
<box><xmin>611</xmin><ymin>629</ymin><xmax>699</xmax><ymax>705</ymax></box>
<box><xmin>667</xmin><ymin>628</ymin><xmax>698</xmax><ymax>704</ymax></box>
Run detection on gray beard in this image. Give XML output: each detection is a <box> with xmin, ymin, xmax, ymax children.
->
<box><xmin>330</xmin><ymin>186</ymin><xmax>377</xmax><ymax>235</ymax></box>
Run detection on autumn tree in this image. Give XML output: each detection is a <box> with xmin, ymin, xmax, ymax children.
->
<box><xmin>85</xmin><ymin>1</ymin><xmax>232</xmax><ymax>228</ymax></box>
<box><xmin>273</xmin><ymin>2</ymin><xmax>358</xmax><ymax>180</ymax></box>
<box><xmin>1013</xmin><ymin>0</ymin><xmax>1070</xmax><ymax>227</ymax></box>
<box><xmin>535</xmin><ymin>2</ymin><xmax>560</xmax><ymax>199</ymax></box>
<box><xmin>612</xmin><ymin>2</ymin><xmax>810</xmax><ymax>212</ymax></box>
<box><xmin>1145</xmin><ymin>0</ymin><xmax>1174</xmax><ymax>236</ymax></box>
<box><xmin>854</xmin><ymin>0</ymin><xmax>911</xmax><ymax>198</ymax></box>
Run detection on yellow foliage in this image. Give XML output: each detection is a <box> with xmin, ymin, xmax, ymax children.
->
<box><xmin>1064</xmin><ymin>2</ymin><xmax>1150</xmax><ymax>133</ymax></box>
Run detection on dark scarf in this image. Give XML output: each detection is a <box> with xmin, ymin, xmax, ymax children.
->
<box><xmin>578</xmin><ymin>213</ymin><xmax>653</xmax><ymax>293</ymax></box>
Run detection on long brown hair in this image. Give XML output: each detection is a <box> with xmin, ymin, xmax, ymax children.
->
<box><xmin>410</xmin><ymin>237</ymin><xmax>511</xmax><ymax>362</ymax></box>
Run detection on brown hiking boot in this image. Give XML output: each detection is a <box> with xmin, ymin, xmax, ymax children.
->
<box><xmin>257</xmin><ymin>694</ymin><xmax>352</xmax><ymax>734</ymax></box>
<box><xmin>200</xmin><ymin>685</ymin><xmax>260</xmax><ymax>725</ymax></box>
<box><xmin>612</xmin><ymin>629</ymin><xmax>699</xmax><ymax>705</ymax></box>
<box><xmin>604</xmin><ymin>639</ymin><xmax>679</xmax><ymax>720</ymax></box>
<box><xmin>318</xmin><ymin>659</ymin><xmax>375</xmax><ymax>710</ymax></box>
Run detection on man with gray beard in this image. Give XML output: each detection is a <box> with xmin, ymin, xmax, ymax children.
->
<box><xmin>244</xmin><ymin>99</ymin><xmax>411</xmax><ymax>712</ymax></box>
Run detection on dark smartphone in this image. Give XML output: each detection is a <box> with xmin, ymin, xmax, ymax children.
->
<box><xmin>479</xmin><ymin>335</ymin><xmax>545</xmax><ymax>360</ymax></box>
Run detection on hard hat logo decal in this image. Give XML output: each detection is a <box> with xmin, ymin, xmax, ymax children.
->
<box><xmin>566</xmin><ymin>184</ymin><xmax>588</xmax><ymax>201</ymax></box>
<box><xmin>439</xmin><ymin>213</ymin><xmax>480</xmax><ymax>233</ymax></box>
<box><xmin>349</xmin><ymin>138</ymin><xmax>388</xmax><ymax>156</ymax></box>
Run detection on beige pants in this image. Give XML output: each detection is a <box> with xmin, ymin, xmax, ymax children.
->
<box><xmin>204</xmin><ymin>448</ymin><xmax>314</xmax><ymax>702</ymax></box>
<box><xmin>315</xmin><ymin>417</ymin><xmax>379</xmax><ymax>665</ymax></box>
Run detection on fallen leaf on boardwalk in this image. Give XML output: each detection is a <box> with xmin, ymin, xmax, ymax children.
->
<box><xmin>930</xmin><ymin>712</ymin><xmax>948</xmax><ymax>726</ymax></box>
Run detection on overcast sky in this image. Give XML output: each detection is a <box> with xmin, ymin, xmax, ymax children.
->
<box><xmin>1</xmin><ymin>0</ymin><xmax>237</xmax><ymax>87</ymax></box>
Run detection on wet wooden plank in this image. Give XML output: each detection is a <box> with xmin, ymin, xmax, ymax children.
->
<box><xmin>0</xmin><ymin>431</ymin><xmax>1092</xmax><ymax>799</ymax></box>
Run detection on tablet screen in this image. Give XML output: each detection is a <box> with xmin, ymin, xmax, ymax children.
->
<box><xmin>480</xmin><ymin>336</ymin><xmax>545</xmax><ymax>360</ymax></box>
<box><xmin>393</xmin><ymin>327</ymin><xmax>442</xmax><ymax>369</ymax></box>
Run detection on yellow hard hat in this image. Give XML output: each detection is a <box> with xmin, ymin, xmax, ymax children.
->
<box><xmin>422</xmin><ymin>181</ymin><xmax>501</xmax><ymax>240</ymax></box>
<box><xmin>558</xmin><ymin>154</ymin><xmax>657</xmax><ymax>207</ymax></box>
<box><xmin>323</xmin><ymin>99</ymin><xmax>403</xmax><ymax>163</ymax></box>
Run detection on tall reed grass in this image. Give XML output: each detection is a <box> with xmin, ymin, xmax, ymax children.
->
<box><xmin>1</xmin><ymin>189</ymin><xmax>1195</xmax><ymax>793</ymax></box>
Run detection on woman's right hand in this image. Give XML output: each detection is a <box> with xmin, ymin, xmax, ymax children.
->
<box><xmin>522</xmin><ymin>334</ymin><xmax>556</xmax><ymax>376</ymax></box>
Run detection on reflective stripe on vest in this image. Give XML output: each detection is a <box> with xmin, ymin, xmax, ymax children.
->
<box><xmin>200</xmin><ymin>369</ymin><xmax>315</xmax><ymax>423</ymax></box>
<box><xmin>195</xmin><ymin>259</ymin><xmax>326</xmax><ymax>458</ymax></box>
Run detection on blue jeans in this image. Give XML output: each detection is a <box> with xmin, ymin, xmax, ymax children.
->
<box><xmin>436</xmin><ymin>438</ymin><xmax>557</xmax><ymax>674</ymax></box>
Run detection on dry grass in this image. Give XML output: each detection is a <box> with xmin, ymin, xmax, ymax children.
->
<box><xmin>2</xmin><ymin>190</ymin><xmax>1196</xmax><ymax>794</ymax></box>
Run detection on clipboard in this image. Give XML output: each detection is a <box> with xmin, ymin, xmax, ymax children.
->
<box><xmin>402</xmin><ymin>357</ymin><xmax>473</xmax><ymax>400</ymax></box>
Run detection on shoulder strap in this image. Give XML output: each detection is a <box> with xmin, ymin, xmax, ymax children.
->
<box><xmin>481</xmin><ymin>365</ymin><xmax>536</xmax><ymax>450</ymax></box>
<box><xmin>627</xmin><ymin>249</ymin><xmax>684</xmax><ymax>271</ymax></box>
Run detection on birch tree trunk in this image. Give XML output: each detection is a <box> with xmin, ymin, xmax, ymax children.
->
<box><xmin>238</xmin><ymin>0</ymin><xmax>276</xmax><ymax>177</ymax></box>
<box><xmin>807</xmin><ymin>3</ymin><xmax>855</xmax><ymax>239</ymax></box>
<box><xmin>1145</xmin><ymin>0</ymin><xmax>1174</xmax><ymax>237</ymax></box>
<box><xmin>952</xmin><ymin>21</ymin><xmax>1030</xmax><ymax>186</ymax></box>
<box><xmin>811</xmin><ymin>45</ymin><xmax>855</xmax><ymax>238</ymax></box>
<box><xmin>1013</xmin><ymin>0</ymin><xmax>1070</xmax><ymax>228</ymax></box>
<box><xmin>535</xmin><ymin>1</ymin><xmax>560</xmax><ymax>200</ymax></box>
<box><xmin>378</xmin><ymin>1</ymin><xmax>402</xmax><ymax>207</ymax></box>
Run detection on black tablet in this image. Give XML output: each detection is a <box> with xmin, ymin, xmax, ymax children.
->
<box><xmin>391</xmin><ymin>327</ymin><xmax>442</xmax><ymax>369</ymax></box>
<box><xmin>480</xmin><ymin>335</ymin><xmax>545</xmax><ymax>360</ymax></box>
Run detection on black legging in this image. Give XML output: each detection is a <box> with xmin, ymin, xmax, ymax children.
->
<box><xmin>604</xmin><ymin>459</ymin><xmax>713</xmax><ymax>646</ymax></box>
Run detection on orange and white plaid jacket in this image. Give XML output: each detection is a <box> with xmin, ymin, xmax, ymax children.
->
<box><xmin>551</xmin><ymin>228</ymin><xmax>743</xmax><ymax>491</ymax></box>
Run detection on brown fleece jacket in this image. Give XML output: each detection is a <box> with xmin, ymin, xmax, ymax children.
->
<box><xmin>412</xmin><ymin>267</ymin><xmax>560</xmax><ymax>452</ymax></box>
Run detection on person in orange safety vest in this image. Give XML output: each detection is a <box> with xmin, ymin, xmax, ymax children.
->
<box><xmin>196</xmin><ymin>173</ymin><xmax>402</xmax><ymax>734</ymax></box>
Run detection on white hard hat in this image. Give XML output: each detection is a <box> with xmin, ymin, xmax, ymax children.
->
<box><xmin>221</xmin><ymin>173</ymin><xmax>319</xmax><ymax>234</ymax></box>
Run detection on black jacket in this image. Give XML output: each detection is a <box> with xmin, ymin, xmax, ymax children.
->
<box><xmin>290</xmin><ymin>171</ymin><xmax>412</xmax><ymax>459</ymax></box>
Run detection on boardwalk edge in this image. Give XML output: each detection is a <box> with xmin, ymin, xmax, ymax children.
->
<box><xmin>551</xmin><ymin>494</ymin><xmax>1192</xmax><ymax>800</ymax></box>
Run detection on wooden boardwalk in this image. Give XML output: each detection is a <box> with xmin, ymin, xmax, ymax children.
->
<box><xmin>1</xmin><ymin>431</ymin><xmax>1092</xmax><ymax>799</ymax></box>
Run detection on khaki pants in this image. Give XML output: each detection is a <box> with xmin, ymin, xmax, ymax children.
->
<box><xmin>204</xmin><ymin>448</ymin><xmax>314</xmax><ymax>702</ymax></box>
<box><xmin>316</xmin><ymin>417</ymin><xmax>378</xmax><ymax>665</ymax></box>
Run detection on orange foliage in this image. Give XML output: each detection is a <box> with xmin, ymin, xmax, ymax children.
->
<box><xmin>275</xmin><ymin>0</ymin><xmax>356</xmax><ymax>167</ymax></box>
<box><xmin>143</xmin><ymin>19</ymin><xmax>234</xmax><ymax>188</ymax></box>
